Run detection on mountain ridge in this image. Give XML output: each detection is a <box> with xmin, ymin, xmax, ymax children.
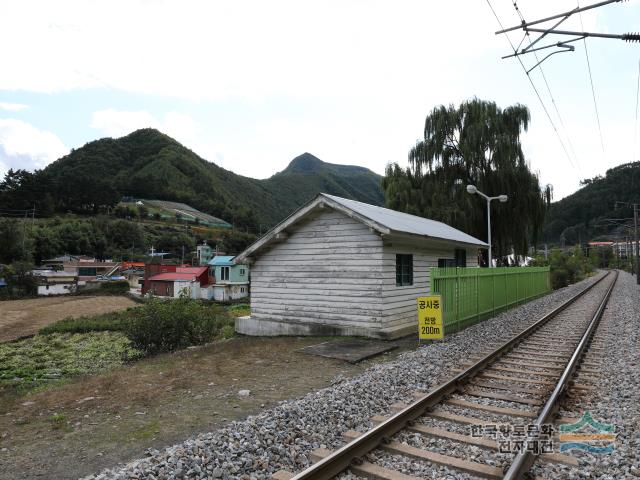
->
<box><xmin>542</xmin><ymin>161</ymin><xmax>640</xmax><ymax>244</ymax></box>
<box><xmin>16</xmin><ymin>128</ymin><xmax>384</xmax><ymax>230</ymax></box>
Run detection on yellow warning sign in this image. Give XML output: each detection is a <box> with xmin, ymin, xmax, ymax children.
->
<box><xmin>417</xmin><ymin>295</ymin><xmax>444</xmax><ymax>340</ymax></box>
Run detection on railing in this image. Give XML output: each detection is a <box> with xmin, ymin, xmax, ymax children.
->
<box><xmin>430</xmin><ymin>266</ymin><xmax>551</xmax><ymax>335</ymax></box>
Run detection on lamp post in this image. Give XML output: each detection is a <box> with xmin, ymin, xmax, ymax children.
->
<box><xmin>467</xmin><ymin>185</ymin><xmax>508</xmax><ymax>268</ymax></box>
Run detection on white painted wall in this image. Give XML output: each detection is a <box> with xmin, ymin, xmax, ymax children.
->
<box><xmin>250</xmin><ymin>208</ymin><xmax>385</xmax><ymax>330</ymax></box>
<box><xmin>213</xmin><ymin>284</ymin><xmax>249</xmax><ymax>301</ymax></box>
<box><xmin>37</xmin><ymin>283</ymin><xmax>74</xmax><ymax>295</ymax></box>
<box><xmin>248</xmin><ymin>207</ymin><xmax>480</xmax><ymax>337</ymax></box>
<box><xmin>381</xmin><ymin>238</ymin><xmax>478</xmax><ymax>330</ymax></box>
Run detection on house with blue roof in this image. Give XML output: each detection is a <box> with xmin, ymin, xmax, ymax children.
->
<box><xmin>208</xmin><ymin>255</ymin><xmax>249</xmax><ymax>301</ymax></box>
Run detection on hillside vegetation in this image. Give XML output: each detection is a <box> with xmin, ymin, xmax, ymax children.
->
<box><xmin>1</xmin><ymin>129</ymin><xmax>383</xmax><ymax>231</ymax></box>
<box><xmin>543</xmin><ymin>162</ymin><xmax>640</xmax><ymax>244</ymax></box>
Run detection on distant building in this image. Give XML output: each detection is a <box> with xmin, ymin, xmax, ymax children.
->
<box><xmin>208</xmin><ymin>256</ymin><xmax>249</xmax><ymax>301</ymax></box>
<box><xmin>196</xmin><ymin>242</ymin><xmax>215</xmax><ymax>266</ymax></box>
<box><xmin>41</xmin><ymin>255</ymin><xmax>119</xmax><ymax>283</ymax></box>
<box><xmin>143</xmin><ymin>265</ymin><xmax>212</xmax><ymax>299</ymax></box>
<box><xmin>33</xmin><ymin>270</ymin><xmax>78</xmax><ymax>296</ymax></box>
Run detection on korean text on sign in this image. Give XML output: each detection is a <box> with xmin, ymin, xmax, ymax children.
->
<box><xmin>417</xmin><ymin>295</ymin><xmax>444</xmax><ymax>340</ymax></box>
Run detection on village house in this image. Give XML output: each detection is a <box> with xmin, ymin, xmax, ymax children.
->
<box><xmin>208</xmin><ymin>256</ymin><xmax>249</xmax><ymax>301</ymax></box>
<box><xmin>32</xmin><ymin>270</ymin><xmax>78</xmax><ymax>296</ymax></box>
<box><xmin>196</xmin><ymin>242</ymin><xmax>215</xmax><ymax>265</ymax></box>
<box><xmin>234</xmin><ymin>193</ymin><xmax>487</xmax><ymax>339</ymax></box>
<box><xmin>41</xmin><ymin>255</ymin><xmax>119</xmax><ymax>283</ymax></box>
<box><xmin>142</xmin><ymin>264</ymin><xmax>212</xmax><ymax>299</ymax></box>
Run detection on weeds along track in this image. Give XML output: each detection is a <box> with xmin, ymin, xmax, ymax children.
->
<box><xmin>275</xmin><ymin>271</ymin><xmax>617</xmax><ymax>480</ymax></box>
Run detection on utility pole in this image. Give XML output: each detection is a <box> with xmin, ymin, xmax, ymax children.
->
<box><xmin>635</xmin><ymin>205</ymin><xmax>639</xmax><ymax>284</ymax></box>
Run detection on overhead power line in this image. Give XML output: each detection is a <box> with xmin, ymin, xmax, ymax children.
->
<box><xmin>635</xmin><ymin>58</ymin><xmax>640</xmax><ymax>161</ymax></box>
<box><xmin>485</xmin><ymin>0</ymin><xmax>580</xmax><ymax>178</ymax></box>
<box><xmin>577</xmin><ymin>0</ymin><xmax>605</xmax><ymax>152</ymax></box>
<box><xmin>513</xmin><ymin>0</ymin><xmax>582</xmax><ymax>174</ymax></box>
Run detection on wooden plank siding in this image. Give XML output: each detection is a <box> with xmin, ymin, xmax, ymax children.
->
<box><xmin>250</xmin><ymin>209</ymin><xmax>385</xmax><ymax>330</ymax></box>
<box><xmin>381</xmin><ymin>241</ymin><xmax>479</xmax><ymax>329</ymax></box>
<box><xmin>248</xmin><ymin>207</ymin><xmax>480</xmax><ymax>336</ymax></box>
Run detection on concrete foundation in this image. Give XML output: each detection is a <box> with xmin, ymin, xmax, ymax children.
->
<box><xmin>235</xmin><ymin>316</ymin><xmax>416</xmax><ymax>340</ymax></box>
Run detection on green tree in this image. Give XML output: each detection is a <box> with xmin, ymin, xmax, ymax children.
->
<box><xmin>382</xmin><ymin>98</ymin><xmax>547</xmax><ymax>260</ymax></box>
<box><xmin>0</xmin><ymin>218</ymin><xmax>31</xmax><ymax>263</ymax></box>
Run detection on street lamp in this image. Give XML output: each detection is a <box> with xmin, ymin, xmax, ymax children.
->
<box><xmin>467</xmin><ymin>185</ymin><xmax>508</xmax><ymax>268</ymax></box>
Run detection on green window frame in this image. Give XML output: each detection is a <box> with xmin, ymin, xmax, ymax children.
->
<box><xmin>395</xmin><ymin>254</ymin><xmax>413</xmax><ymax>286</ymax></box>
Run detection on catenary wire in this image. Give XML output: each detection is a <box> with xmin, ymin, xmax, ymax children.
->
<box><xmin>577</xmin><ymin>0</ymin><xmax>605</xmax><ymax>152</ymax></box>
<box><xmin>486</xmin><ymin>0</ymin><xmax>581</xmax><ymax>177</ymax></box>
<box><xmin>635</xmin><ymin>58</ymin><xmax>640</xmax><ymax>161</ymax></box>
<box><xmin>513</xmin><ymin>0</ymin><xmax>582</xmax><ymax>175</ymax></box>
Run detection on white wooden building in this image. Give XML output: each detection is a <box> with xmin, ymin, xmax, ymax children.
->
<box><xmin>235</xmin><ymin>193</ymin><xmax>487</xmax><ymax>339</ymax></box>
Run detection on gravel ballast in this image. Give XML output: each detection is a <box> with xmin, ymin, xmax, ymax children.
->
<box><xmin>531</xmin><ymin>270</ymin><xmax>640</xmax><ymax>479</ymax></box>
<box><xmin>87</xmin><ymin>272</ymin><xmax>634</xmax><ymax>480</ymax></box>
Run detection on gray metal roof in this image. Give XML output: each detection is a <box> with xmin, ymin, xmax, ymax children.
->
<box><xmin>235</xmin><ymin>193</ymin><xmax>487</xmax><ymax>263</ymax></box>
<box><xmin>321</xmin><ymin>194</ymin><xmax>487</xmax><ymax>247</ymax></box>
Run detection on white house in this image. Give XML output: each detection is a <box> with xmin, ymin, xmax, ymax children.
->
<box><xmin>234</xmin><ymin>193</ymin><xmax>487</xmax><ymax>339</ymax></box>
<box><xmin>33</xmin><ymin>270</ymin><xmax>78</xmax><ymax>296</ymax></box>
<box><xmin>208</xmin><ymin>256</ymin><xmax>250</xmax><ymax>302</ymax></box>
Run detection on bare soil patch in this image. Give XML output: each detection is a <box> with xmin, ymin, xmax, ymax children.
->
<box><xmin>0</xmin><ymin>336</ymin><xmax>413</xmax><ymax>480</ymax></box>
<box><xmin>0</xmin><ymin>296</ymin><xmax>138</xmax><ymax>342</ymax></box>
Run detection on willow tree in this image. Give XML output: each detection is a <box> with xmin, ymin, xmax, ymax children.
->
<box><xmin>382</xmin><ymin>98</ymin><xmax>548</xmax><ymax>262</ymax></box>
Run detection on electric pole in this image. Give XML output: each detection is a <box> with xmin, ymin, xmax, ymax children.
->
<box><xmin>635</xmin><ymin>205</ymin><xmax>639</xmax><ymax>284</ymax></box>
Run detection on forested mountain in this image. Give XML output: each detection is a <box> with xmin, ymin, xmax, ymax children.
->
<box><xmin>542</xmin><ymin>162</ymin><xmax>640</xmax><ymax>244</ymax></box>
<box><xmin>0</xmin><ymin>129</ymin><xmax>383</xmax><ymax>230</ymax></box>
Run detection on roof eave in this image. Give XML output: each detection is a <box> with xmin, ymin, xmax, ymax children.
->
<box><xmin>386</xmin><ymin>230</ymin><xmax>488</xmax><ymax>248</ymax></box>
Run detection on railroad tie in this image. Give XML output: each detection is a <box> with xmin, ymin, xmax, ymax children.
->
<box><xmin>371</xmin><ymin>414</ymin><xmax>578</xmax><ymax>468</ymax></box>
<box><xmin>343</xmin><ymin>430</ymin><xmax>504</xmax><ymax>479</ymax></box>
<box><xmin>310</xmin><ymin>448</ymin><xmax>421</xmax><ymax>480</ymax></box>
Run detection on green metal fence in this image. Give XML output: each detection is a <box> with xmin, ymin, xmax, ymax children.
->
<box><xmin>430</xmin><ymin>266</ymin><xmax>551</xmax><ymax>335</ymax></box>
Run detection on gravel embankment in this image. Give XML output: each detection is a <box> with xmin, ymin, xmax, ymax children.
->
<box><xmin>87</xmin><ymin>273</ymin><xmax>610</xmax><ymax>480</ymax></box>
<box><xmin>531</xmin><ymin>270</ymin><xmax>640</xmax><ymax>479</ymax></box>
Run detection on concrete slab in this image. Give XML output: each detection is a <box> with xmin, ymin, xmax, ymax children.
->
<box><xmin>297</xmin><ymin>339</ymin><xmax>398</xmax><ymax>363</ymax></box>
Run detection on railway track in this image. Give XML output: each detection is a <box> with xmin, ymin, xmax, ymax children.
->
<box><xmin>274</xmin><ymin>271</ymin><xmax>618</xmax><ymax>480</ymax></box>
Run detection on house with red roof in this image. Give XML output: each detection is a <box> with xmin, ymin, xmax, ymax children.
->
<box><xmin>142</xmin><ymin>265</ymin><xmax>212</xmax><ymax>298</ymax></box>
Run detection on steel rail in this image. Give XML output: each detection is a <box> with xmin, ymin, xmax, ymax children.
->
<box><xmin>503</xmin><ymin>270</ymin><xmax>618</xmax><ymax>479</ymax></box>
<box><xmin>287</xmin><ymin>272</ymin><xmax>611</xmax><ymax>480</ymax></box>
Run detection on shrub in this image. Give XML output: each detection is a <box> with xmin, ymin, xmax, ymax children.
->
<box><xmin>124</xmin><ymin>298</ymin><xmax>233</xmax><ymax>354</ymax></box>
<box><xmin>40</xmin><ymin>311</ymin><xmax>129</xmax><ymax>334</ymax></box>
<box><xmin>99</xmin><ymin>280</ymin><xmax>130</xmax><ymax>295</ymax></box>
<box><xmin>550</xmin><ymin>268</ymin><xmax>569</xmax><ymax>289</ymax></box>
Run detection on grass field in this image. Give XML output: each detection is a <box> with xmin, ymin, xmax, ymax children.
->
<box><xmin>0</xmin><ymin>296</ymin><xmax>138</xmax><ymax>342</ymax></box>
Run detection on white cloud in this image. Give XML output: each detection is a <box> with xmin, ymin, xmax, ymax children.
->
<box><xmin>0</xmin><ymin>0</ymin><xmax>636</xmax><ymax>200</ymax></box>
<box><xmin>0</xmin><ymin>102</ymin><xmax>28</xmax><ymax>112</ymax></box>
<box><xmin>90</xmin><ymin>109</ymin><xmax>160</xmax><ymax>137</ymax></box>
<box><xmin>0</xmin><ymin>1</ymin><xmax>499</xmax><ymax>101</ymax></box>
<box><xmin>0</xmin><ymin>119</ymin><xmax>68</xmax><ymax>175</ymax></box>
<box><xmin>90</xmin><ymin>108</ymin><xmax>222</xmax><ymax>166</ymax></box>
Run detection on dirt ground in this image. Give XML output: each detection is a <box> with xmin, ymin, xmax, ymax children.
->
<box><xmin>0</xmin><ymin>295</ymin><xmax>138</xmax><ymax>342</ymax></box>
<box><xmin>0</xmin><ymin>336</ymin><xmax>417</xmax><ymax>480</ymax></box>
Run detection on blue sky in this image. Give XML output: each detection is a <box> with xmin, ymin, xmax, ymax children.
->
<box><xmin>1</xmin><ymin>0</ymin><xmax>639</xmax><ymax>198</ymax></box>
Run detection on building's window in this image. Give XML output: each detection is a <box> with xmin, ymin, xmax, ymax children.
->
<box><xmin>438</xmin><ymin>250</ymin><xmax>467</xmax><ymax>268</ymax></box>
<box><xmin>395</xmin><ymin>254</ymin><xmax>413</xmax><ymax>286</ymax></box>
<box><xmin>455</xmin><ymin>248</ymin><xmax>467</xmax><ymax>267</ymax></box>
<box><xmin>240</xmin><ymin>268</ymin><xmax>246</xmax><ymax>276</ymax></box>
<box><xmin>240</xmin><ymin>287</ymin><xmax>245</xmax><ymax>293</ymax></box>
<box><xmin>438</xmin><ymin>258</ymin><xmax>455</xmax><ymax>268</ymax></box>
<box><xmin>220</xmin><ymin>266</ymin><xmax>230</xmax><ymax>281</ymax></box>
